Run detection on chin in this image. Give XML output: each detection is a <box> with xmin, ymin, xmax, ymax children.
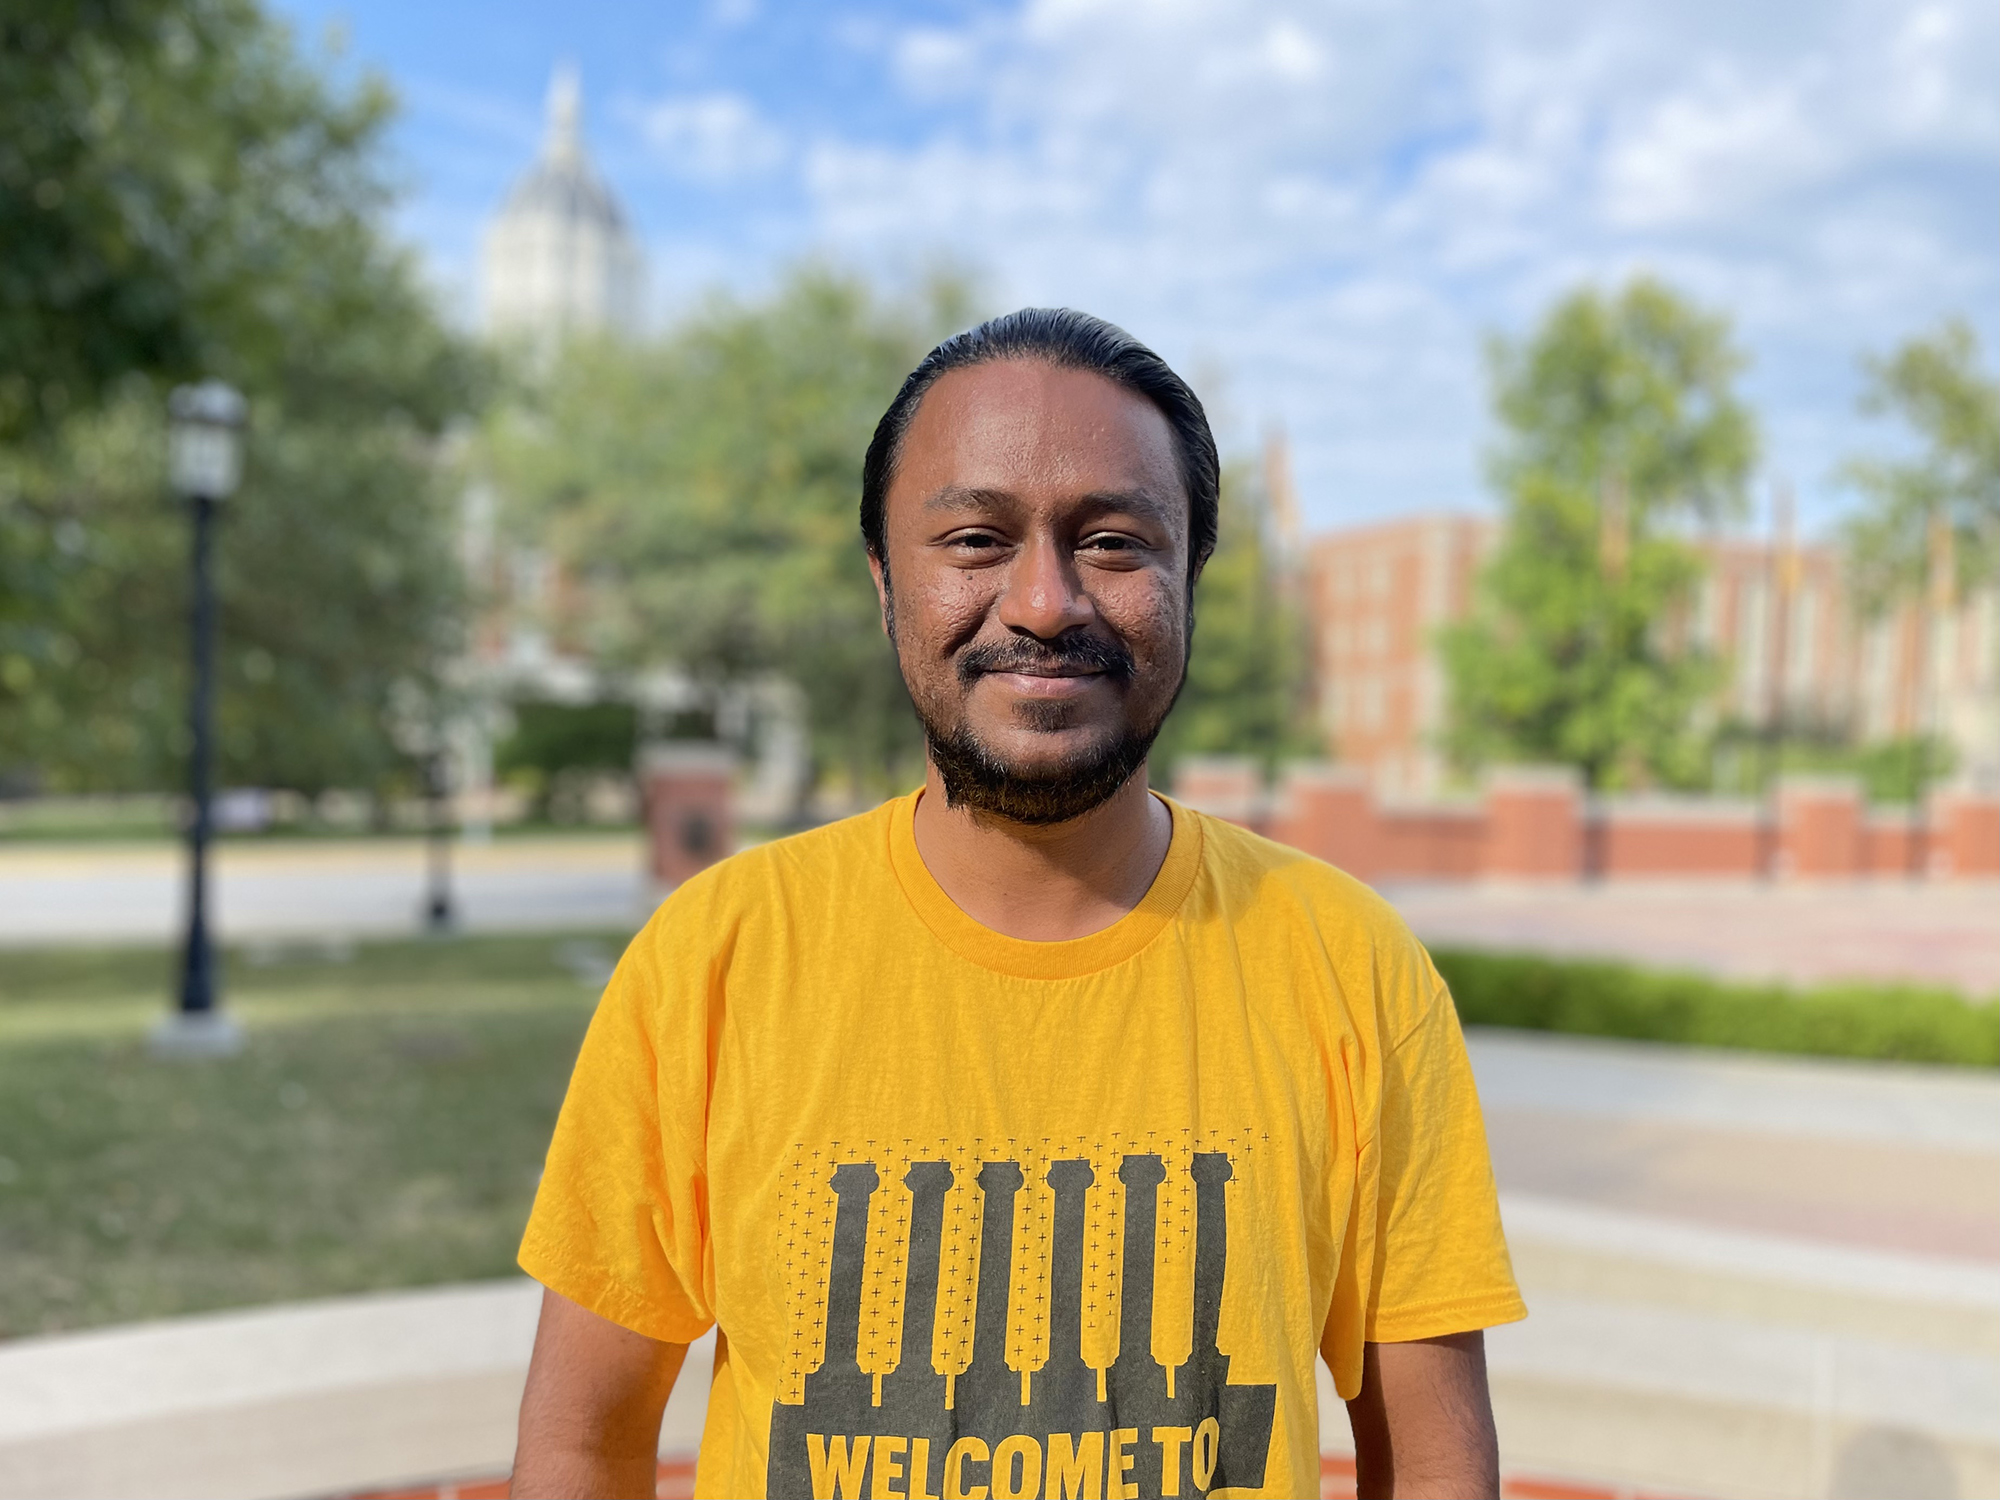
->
<box><xmin>984</xmin><ymin>724</ymin><xmax>1127</xmax><ymax>772</ymax></box>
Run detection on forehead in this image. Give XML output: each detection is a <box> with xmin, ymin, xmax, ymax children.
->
<box><xmin>888</xmin><ymin>360</ymin><xmax>1185</xmax><ymax>522</ymax></box>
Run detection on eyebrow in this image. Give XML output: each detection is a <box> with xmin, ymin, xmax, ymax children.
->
<box><xmin>922</xmin><ymin>484</ymin><xmax>1178</xmax><ymax>527</ymax></box>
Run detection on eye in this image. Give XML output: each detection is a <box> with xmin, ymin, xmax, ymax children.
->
<box><xmin>1080</xmin><ymin>531</ymin><xmax>1144</xmax><ymax>554</ymax></box>
<box><xmin>941</xmin><ymin>528</ymin><xmax>1010</xmax><ymax>557</ymax></box>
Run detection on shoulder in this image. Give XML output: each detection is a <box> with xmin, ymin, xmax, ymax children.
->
<box><xmin>1185</xmin><ymin>804</ymin><xmax>1421</xmax><ymax>948</ymax></box>
<box><xmin>1182</xmin><ymin>804</ymin><xmax>1444</xmax><ymax>1034</ymax></box>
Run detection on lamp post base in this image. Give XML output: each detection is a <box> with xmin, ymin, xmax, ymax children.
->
<box><xmin>149</xmin><ymin>1010</ymin><xmax>244</xmax><ymax>1059</ymax></box>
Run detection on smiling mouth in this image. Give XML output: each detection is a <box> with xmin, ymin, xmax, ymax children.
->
<box><xmin>954</xmin><ymin>634</ymin><xmax>1137</xmax><ymax>689</ymax></box>
<box><xmin>986</xmin><ymin>667</ymin><xmax>1109</xmax><ymax>696</ymax></box>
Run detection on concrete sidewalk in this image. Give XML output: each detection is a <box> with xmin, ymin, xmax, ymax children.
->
<box><xmin>0</xmin><ymin>837</ymin><xmax>650</xmax><ymax>947</ymax></box>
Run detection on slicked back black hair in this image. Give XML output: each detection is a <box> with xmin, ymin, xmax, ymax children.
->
<box><xmin>860</xmin><ymin>308</ymin><xmax>1219</xmax><ymax>579</ymax></box>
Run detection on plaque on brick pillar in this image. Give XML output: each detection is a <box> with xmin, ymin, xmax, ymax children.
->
<box><xmin>639</xmin><ymin>742</ymin><xmax>736</xmax><ymax>887</ymax></box>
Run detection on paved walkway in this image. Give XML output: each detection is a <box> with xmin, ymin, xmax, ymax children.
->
<box><xmin>1392</xmin><ymin>879</ymin><xmax>2000</xmax><ymax>994</ymax></box>
<box><xmin>4</xmin><ymin>838</ymin><xmax>1996</xmax><ymax>997</ymax></box>
<box><xmin>0</xmin><ymin>837</ymin><xmax>650</xmax><ymax>947</ymax></box>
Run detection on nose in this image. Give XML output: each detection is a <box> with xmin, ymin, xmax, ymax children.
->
<box><xmin>994</xmin><ymin>534</ymin><xmax>1096</xmax><ymax>640</ymax></box>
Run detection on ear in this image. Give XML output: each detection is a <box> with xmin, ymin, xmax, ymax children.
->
<box><xmin>867</xmin><ymin>551</ymin><xmax>892</xmax><ymax>639</ymax></box>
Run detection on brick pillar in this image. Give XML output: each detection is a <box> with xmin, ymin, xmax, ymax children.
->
<box><xmin>1268</xmin><ymin>764</ymin><xmax>1377</xmax><ymax>877</ymax></box>
<box><xmin>1171</xmin><ymin>756</ymin><xmax>1265</xmax><ymax>833</ymax></box>
<box><xmin>639</xmin><ymin>743</ymin><xmax>735</xmax><ymax>887</ymax></box>
<box><xmin>1931</xmin><ymin>789</ymin><xmax>2000</xmax><ymax>879</ymax></box>
<box><xmin>1776</xmin><ymin>776</ymin><xmax>1862</xmax><ymax>879</ymax></box>
<box><xmin>1482</xmin><ymin>765</ymin><xmax>1583</xmax><ymax>879</ymax></box>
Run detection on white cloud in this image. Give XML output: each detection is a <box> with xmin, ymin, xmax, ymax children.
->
<box><xmin>638</xmin><ymin>91</ymin><xmax>785</xmax><ymax>182</ymax></box>
<box><xmin>893</xmin><ymin>27</ymin><xmax>986</xmax><ymax>99</ymax></box>
<box><xmin>1601</xmin><ymin>69</ymin><xmax>1830</xmax><ymax>229</ymax></box>
<box><xmin>784</xmin><ymin>0</ymin><xmax>1998</xmax><ymax>531</ymax></box>
<box><xmin>1257</xmin><ymin>20</ymin><xmax>1326</xmax><ymax>84</ymax></box>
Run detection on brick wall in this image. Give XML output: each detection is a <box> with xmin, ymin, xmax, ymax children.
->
<box><xmin>1176</xmin><ymin>761</ymin><xmax>2000</xmax><ymax>883</ymax></box>
<box><xmin>1595</xmin><ymin>798</ymin><xmax>1761</xmax><ymax>877</ymax></box>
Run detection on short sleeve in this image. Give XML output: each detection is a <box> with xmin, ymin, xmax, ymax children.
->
<box><xmin>1322</xmin><ymin>951</ymin><xmax>1525</xmax><ymax>1395</ymax></box>
<box><xmin>1367</xmin><ymin>970</ymin><xmax>1526</xmax><ymax>1341</ymax></box>
<box><xmin>517</xmin><ymin>901</ymin><xmax>717</xmax><ymax>1345</ymax></box>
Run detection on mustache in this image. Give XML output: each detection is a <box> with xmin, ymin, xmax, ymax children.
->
<box><xmin>954</xmin><ymin>632</ymin><xmax>1137</xmax><ymax>687</ymax></box>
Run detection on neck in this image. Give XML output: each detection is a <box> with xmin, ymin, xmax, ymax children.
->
<box><xmin>911</xmin><ymin>763</ymin><xmax>1174</xmax><ymax>942</ymax></box>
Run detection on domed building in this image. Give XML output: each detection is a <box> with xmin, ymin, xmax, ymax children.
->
<box><xmin>480</xmin><ymin>66</ymin><xmax>644</xmax><ymax>342</ymax></box>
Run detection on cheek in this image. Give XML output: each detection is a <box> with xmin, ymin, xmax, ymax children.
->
<box><xmin>1101</xmin><ymin>576</ymin><xmax>1188</xmax><ymax>669</ymax></box>
<box><xmin>900</xmin><ymin>570</ymin><xmax>994</xmax><ymax>662</ymax></box>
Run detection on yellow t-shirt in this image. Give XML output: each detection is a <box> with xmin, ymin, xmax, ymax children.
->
<box><xmin>521</xmin><ymin>790</ymin><xmax>1524</xmax><ymax>1500</ymax></box>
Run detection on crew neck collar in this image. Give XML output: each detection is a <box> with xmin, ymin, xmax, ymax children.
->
<box><xmin>886</xmin><ymin>786</ymin><xmax>1203</xmax><ymax>980</ymax></box>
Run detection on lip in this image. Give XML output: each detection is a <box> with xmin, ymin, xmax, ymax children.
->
<box><xmin>984</xmin><ymin>669</ymin><xmax>1107</xmax><ymax>698</ymax></box>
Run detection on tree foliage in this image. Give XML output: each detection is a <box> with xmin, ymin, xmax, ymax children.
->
<box><xmin>1842</xmin><ymin>319</ymin><xmax>2000</xmax><ymax>611</ymax></box>
<box><xmin>1</xmin><ymin>0</ymin><xmax>413</xmax><ymax>438</ymax></box>
<box><xmin>482</xmin><ymin>269</ymin><xmax>971</xmax><ymax>792</ymax></box>
<box><xmin>1442</xmin><ymin>278</ymin><xmax>1757</xmax><ymax>790</ymax></box>
<box><xmin>0</xmin><ymin>0</ymin><xmax>484</xmax><ymax>793</ymax></box>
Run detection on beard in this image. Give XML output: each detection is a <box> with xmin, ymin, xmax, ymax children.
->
<box><xmin>897</xmin><ymin>606</ymin><xmax>1187</xmax><ymax>827</ymax></box>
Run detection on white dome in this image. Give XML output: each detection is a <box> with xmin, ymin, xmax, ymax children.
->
<box><xmin>480</xmin><ymin>67</ymin><xmax>645</xmax><ymax>342</ymax></box>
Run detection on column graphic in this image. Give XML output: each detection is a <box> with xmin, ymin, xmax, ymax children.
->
<box><xmin>767</xmin><ymin>1146</ymin><xmax>1276</xmax><ymax>1498</ymax></box>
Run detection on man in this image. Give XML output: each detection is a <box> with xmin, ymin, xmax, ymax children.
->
<box><xmin>511</xmin><ymin>309</ymin><xmax>1524</xmax><ymax>1500</ymax></box>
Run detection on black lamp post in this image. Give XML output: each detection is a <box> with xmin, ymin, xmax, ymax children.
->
<box><xmin>424</xmin><ymin>746</ymin><xmax>457</xmax><ymax>932</ymax></box>
<box><xmin>155</xmin><ymin>380</ymin><xmax>247</xmax><ymax>1057</ymax></box>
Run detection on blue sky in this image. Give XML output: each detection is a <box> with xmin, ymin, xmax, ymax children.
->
<box><xmin>273</xmin><ymin>0</ymin><xmax>1999</xmax><ymax>539</ymax></box>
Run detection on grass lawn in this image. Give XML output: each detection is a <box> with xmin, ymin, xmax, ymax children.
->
<box><xmin>0</xmin><ymin>931</ymin><xmax>630</xmax><ymax>1339</ymax></box>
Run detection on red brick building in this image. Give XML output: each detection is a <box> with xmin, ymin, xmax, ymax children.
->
<box><xmin>1305</xmin><ymin>514</ymin><xmax>2000</xmax><ymax>794</ymax></box>
<box><xmin>1303</xmin><ymin>516</ymin><xmax>1493</xmax><ymax>796</ymax></box>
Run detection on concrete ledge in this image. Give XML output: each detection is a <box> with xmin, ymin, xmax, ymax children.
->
<box><xmin>0</xmin><ymin>1369</ymin><xmax>527</xmax><ymax>1500</ymax></box>
<box><xmin>1493</xmin><ymin>1373</ymin><xmax>1998</xmax><ymax>1500</ymax></box>
<box><xmin>0</xmin><ymin>1281</ymin><xmax>540</xmax><ymax>1451</ymax></box>
<box><xmin>1493</xmin><ymin>1191</ymin><xmax>2000</xmax><ymax>1499</ymax></box>
<box><xmin>0</xmin><ymin>1281</ymin><xmax>715</xmax><ymax>1500</ymax></box>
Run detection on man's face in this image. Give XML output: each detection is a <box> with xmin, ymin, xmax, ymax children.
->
<box><xmin>872</xmin><ymin>359</ymin><xmax>1197</xmax><ymax>824</ymax></box>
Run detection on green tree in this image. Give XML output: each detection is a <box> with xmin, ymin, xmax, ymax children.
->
<box><xmin>0</xmin><ymin>0</ymin><xmax>409</xmax><ymax>439</ymax></box>
<box><xmin>1441</xmin><ymin>278</ymin><xmax>1757</xmax><ymax>790</ymax></box>
<box><xmin>0</xmin><ymin>0</ymin><xmax>485</xmax><ymax>793</ymax></box>
<box><xmin>483</xmin><ymin>268</ymin><xmax>971</xmax><ymax>795</ymax></box>
<box><xmin>1842</xmin><ymin>319</ymin><xmax>2000</xmax><ymax>610</ymax></box>
<box><xmin>1151</xmin><ymin>460</ymin><xmax>1316</xmax><ymax>776</ymax></box>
